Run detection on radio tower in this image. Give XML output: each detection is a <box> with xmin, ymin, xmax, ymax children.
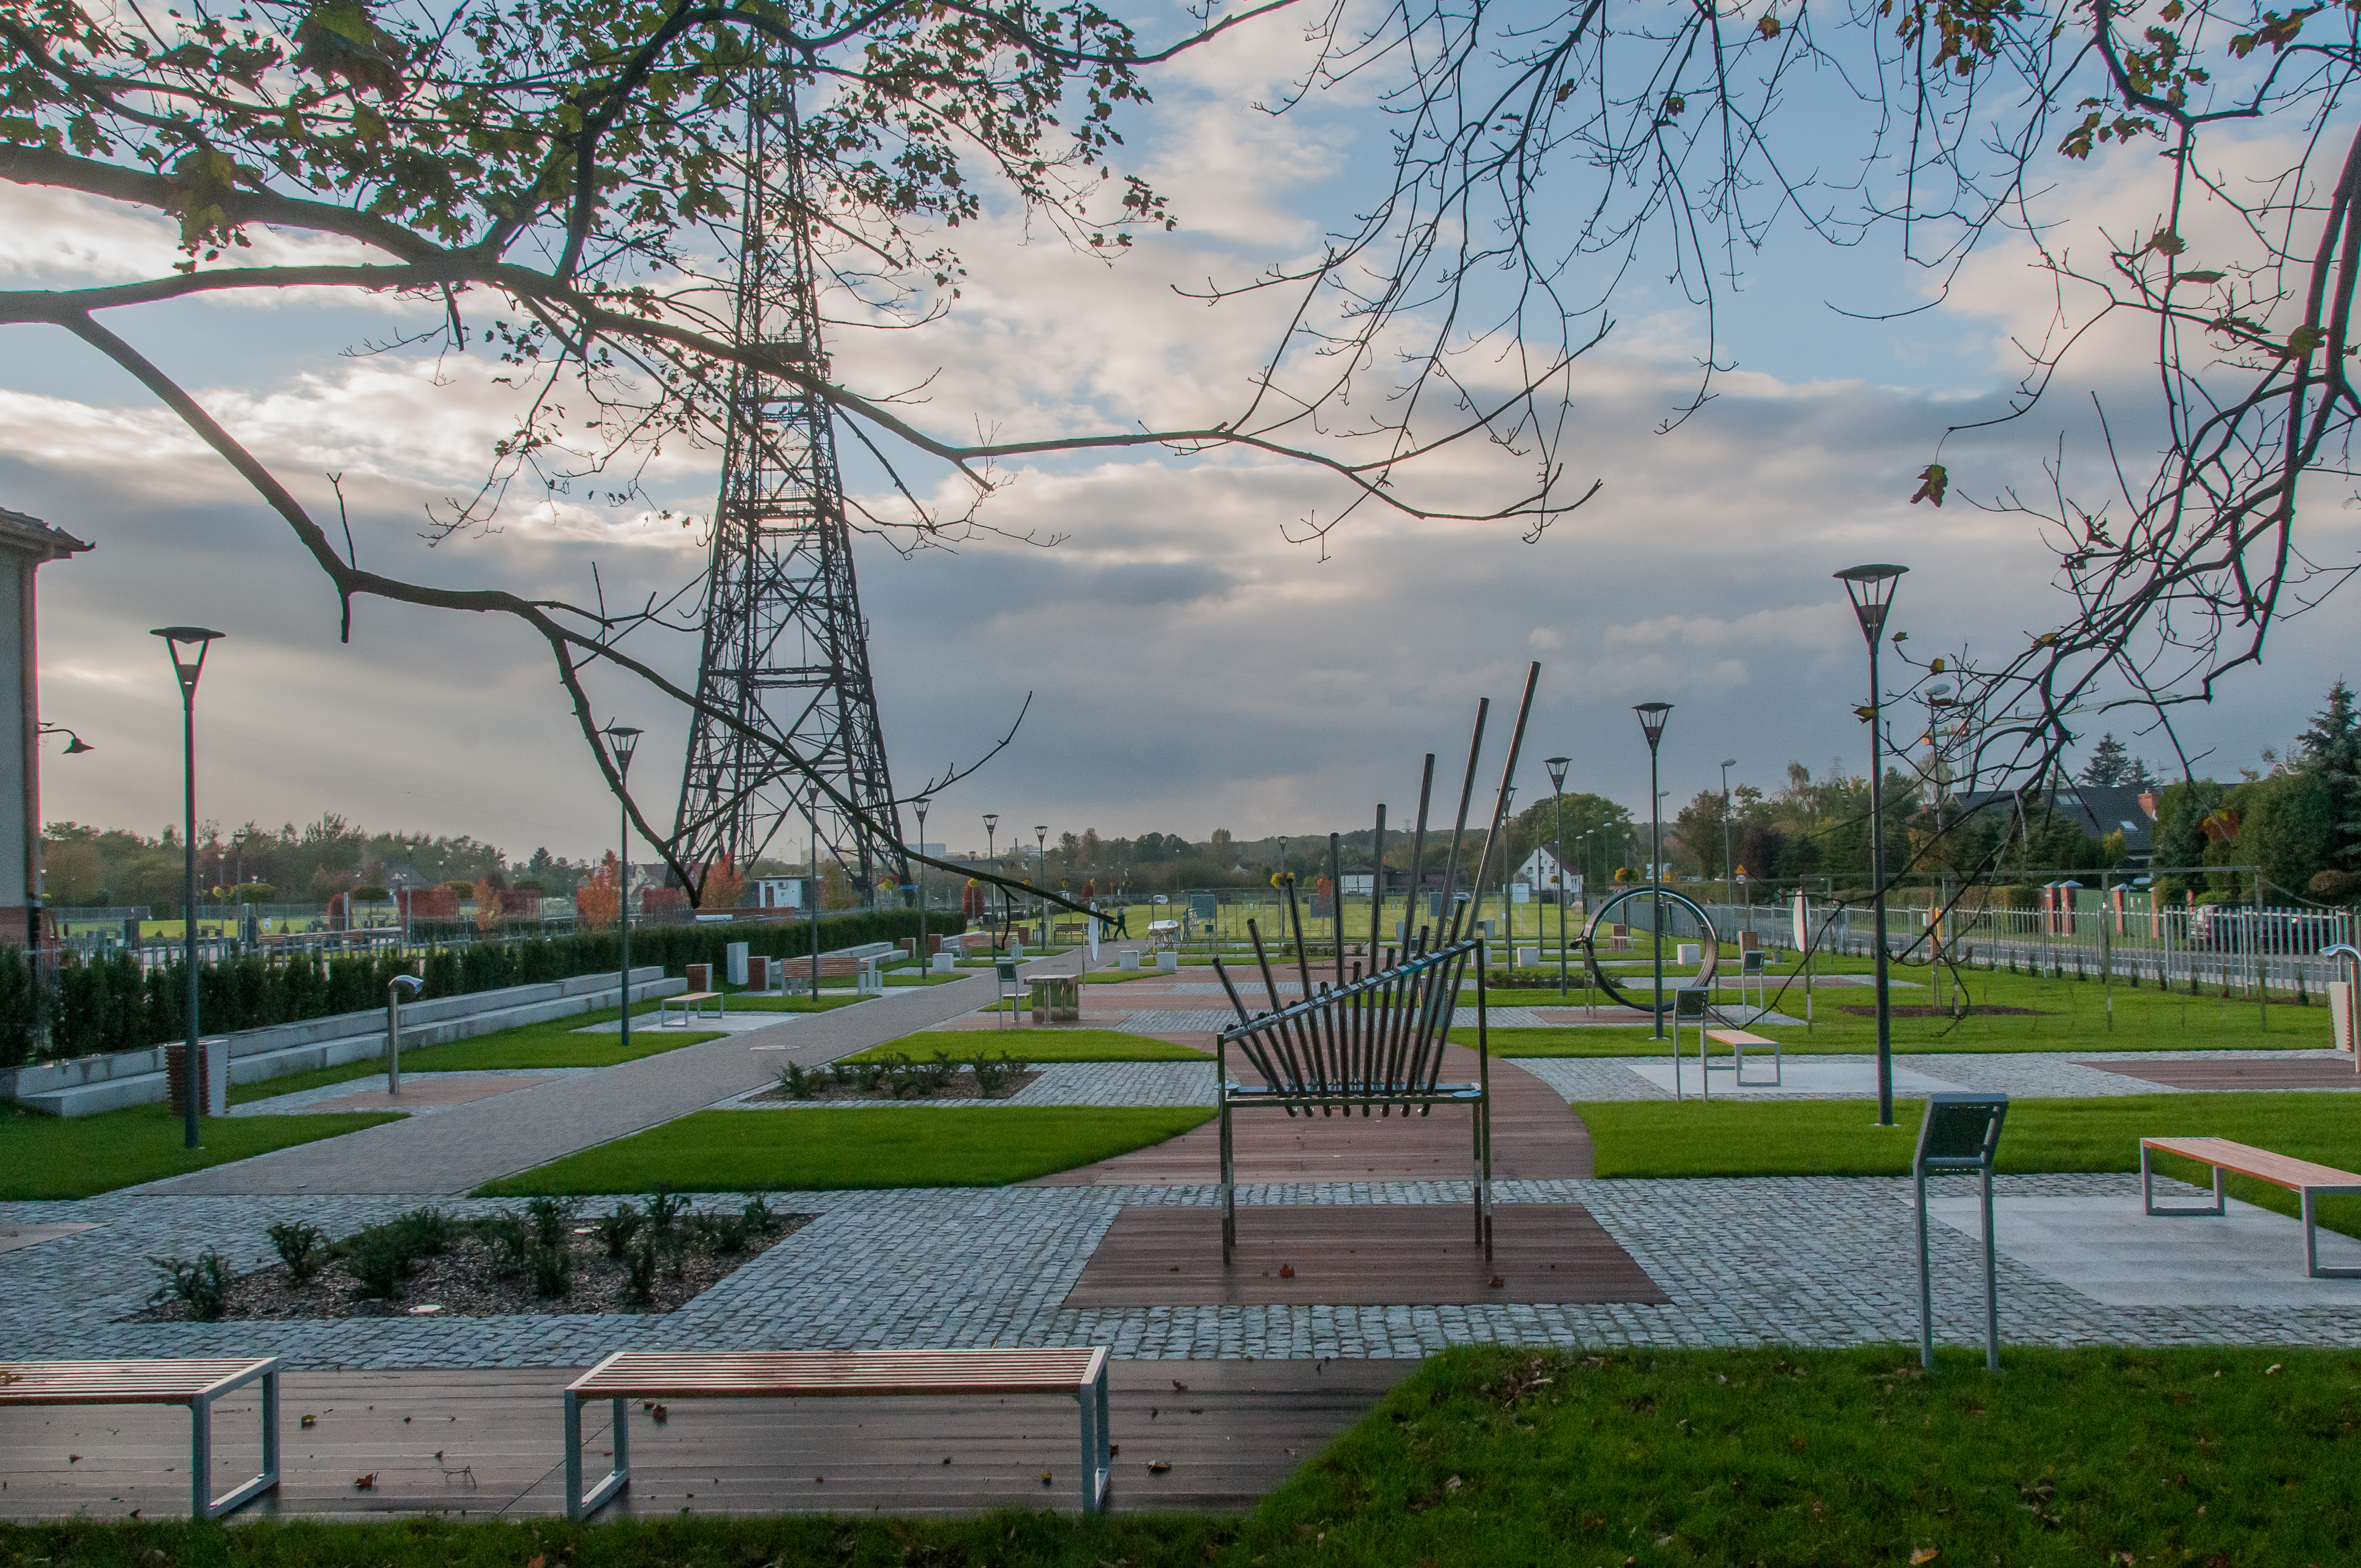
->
<box><xmin>674</xmin><ymin>74</ymin><xmax>902</xmax><ymax>896</ymax></box>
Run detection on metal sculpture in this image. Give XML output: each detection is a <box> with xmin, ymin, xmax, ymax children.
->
<box><xmin>673</xmin><ymin>73</ymin><xmax>901</xmax><ymax>895</ymax></box>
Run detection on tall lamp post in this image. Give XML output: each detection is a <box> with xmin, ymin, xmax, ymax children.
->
<box><xmin>982</xmin><ymin>814</ymin><xmax>1000</xmax><ymax>931</ymax></box>
<box><xmin>1719</xmin><ymin>759</ymin><xmax>1739</xmax><ymax>908</ymax></box>
<box><xmin>1545</xmin><ymin>757</ymin><xmax>1571</xmax><ymax>995</ymax></box>
<box><xmin>602</xmin><ymin>723</ymin><xmax>642</xmax><ymax>1056</ymax></box>
<box><xmin>913</xmin><ymin>797</ymin><xmax>931</xmax><ymax>966</ymax></box>
<box><xmin>1035</xmin><ymin>825</ymin><xmax>1049</xmax><ymax>944</ymax></box>
<box><xmin>1836</xmin><ymin>562</ymin><xmax>1908</xmax><ymax>1127</ymax></box>
<box><xmin>153</xmin><ymin>627</ymin><xmax>223</xmax><ymax>1151</ymax></box>
<box><xmin>1634</xmin><ymin>703</ymin><xmax>1673</xmax><ymax>1039</ymax></box>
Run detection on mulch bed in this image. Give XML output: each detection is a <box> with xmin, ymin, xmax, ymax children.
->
<box><xmin>750</xmin><ymin>1068</ymin><xmax>1041</xmax><ymax>1104</ymax></box>
<box><xmin>1837</xmin><ymin>1004</ymin><xmax>2056</xmax><ymax>1019</ymax></box>
<box><xmin>130</xmin><ymin>1213</ymin><xmax>812</xmax><ymax>1322</ymax></box>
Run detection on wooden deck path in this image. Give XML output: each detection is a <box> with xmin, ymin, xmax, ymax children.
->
<box><xmin>1033</xmin><ymin>1046</ymin><xmax>1593</xmax><ymax>1185</ymax></box>
<box><xmin>0</xmin><ymin>1362</ymin><xmax>1408</xmax><ymax>1521</ymax></box>
<box><xmin>2081</xmin><ymin>1058</ymin><xmax>2361</xmax><ymax>1091</ymax></box>
<box><xmin>1064</xmin><ymin>1204</ymin><xmax>1668</xmax><ymax>1307</ymax></box>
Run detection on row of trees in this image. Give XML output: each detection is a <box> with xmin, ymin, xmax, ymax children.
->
<box><xmin>39</xmin><ymin>815</ymin><xmax>602</xmax><ymax>912</ymax></box>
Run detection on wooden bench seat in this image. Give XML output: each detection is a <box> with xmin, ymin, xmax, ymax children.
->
<box><xmin>1706</xmin><ymin>1026</ymin><xmax>1781</xmax><ymax>1087</ymax></box>
<box><xmin>658</xmin><ymin>990</ymin><xmax>725</xmax><ymax>1026</ymax></box>
<box><xmin>2142</xmin><ymin>1136</ymin><xmax>2361</xmax><ymax>1278</ymax></box>
<box><xmin>563</xmin><ymin>1348</ymin><xmax>1111</xmax><ymax>1519</ymax></box>
<box><xmin>0</xmin><ymin>1357</ymin><xmax>279</xmax><ymax>1518</ymax></box>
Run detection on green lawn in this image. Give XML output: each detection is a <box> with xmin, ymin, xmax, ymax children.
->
<box><xmin>0</xmin><ymin>1101</ymin><xmax>399</xmax><ymax>1200</ymax></box>
<box><xmin>1482</xmin><ymin>961</ymin><xmax>2332</xmax><ymax>1055</ymax></box>
<box><xmin>845</xmin><ymin>1028</ymin><xmax>1212</xmax><ymax>1062</ymax></box>
<box><xmin>1580</xmin><ymin>1090</ymin><xmax>2361</xmax><ymax>1234</ymax></box>
<box><xmin>474</xmin><ymin>1104</ymin><xmax>1215</xmax><ymax>1195</ymax></box>
<box><xmin>10</xmin><ymin>1344</ymin><xmax>2354</xmax><ymax>1565</ymax></box>
<box><xmin>224</xmin><ymin>1008</ymin><xmax>728</xmax><ymax>1105</ymax></box>
<box><xmin>1084</xmin><ymin>967</ymin><xmax>1173</xmax><ymax>983</ymax></box>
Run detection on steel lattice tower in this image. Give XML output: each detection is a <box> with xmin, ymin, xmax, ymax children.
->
<box><xmin>674</xmin><ymin>76</ymin><xmax>901</xmax><ymax>894</ymax></box>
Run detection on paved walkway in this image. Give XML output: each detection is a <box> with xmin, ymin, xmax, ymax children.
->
<box><xmin>146</xmin><ymin>951</ymin><xmax>1092</xmax><ymax>1197</ymax></box>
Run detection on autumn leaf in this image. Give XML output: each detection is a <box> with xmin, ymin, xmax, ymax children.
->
<box><xmin>1756</xmin><ymin>13</ymin><xmax>1782</xmax><ymax>38</ymax></box>
<box><xmin>2179</xmin><ymin>270</ymin><xmax>2225</xmax><ymax>284</ymax></box>
<box><xmin>2280</xmin><ymin>325</ymin><xmax>2327</xmax><ymax>357</ymax></box>
<box><xmin>1910</xmin><ymin>1550</ymin><xmax>1940</xmax><ymax>1566</ymax></box>
<box><xmin>1911</xmin><ymin>463</ymin><xmax>1948</xmax><ymax>506</ymax></box>
<box><xmin>353</xmin><ymin>1473</ymin><xmax>378</xmax><ymax>1490</ymax></box>
<box><xmin>2148</xmin><ymin>230</ymin><xmax>2186</xmax><ymax>256</ymax></box>
<box><xmin>1929</xmin><ymin>656</ymin><xmax>1946</xmax><ymax>673</ymax></box>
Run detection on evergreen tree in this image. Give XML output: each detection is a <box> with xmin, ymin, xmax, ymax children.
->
<box><xmin>2295</xmin><ymin>678</ymin><xmax>2360</xmax><ymax>871</ymax></box>
<box><xmin>2080</xmin><ymin>733</ymin><xmax>2132</xmax><ymax>787</ymax></box>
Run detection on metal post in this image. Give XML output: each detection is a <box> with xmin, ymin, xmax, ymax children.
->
<box><xmin>1547</xmin><ymin>757</ymin><xmax>1571</xmax><ymax>996</ymax></box>
<box><xmin>387</xmin><ymin>972</ymin><xmax>422</xmax><ymax>1094</ymax></box>
<box><xmin>914</xmin><ymin>797</ymin><xmax>930</xmax><ymax>970</ymax></box>
<box><xmin>1837</xmin><ymin>563</ymin><xmax>1907</xmax><ymax>1128</ymax></box>
<box><xmin>153</xmin><ymin>627</ymin><xmax>223</xmax><ymax>1150</ymax></box>
<box><xmin>1720</xmin><ymin>758</ymin><xmax>1737</xmax><ymax>912</ymax></box>
<box><xmin>1635</xmin><ymin>704</ymin><xmax>1672</xmax><ymax>1040</ymax></box>
<box><xmin>603</xmin><ymin>725</ymin><xmax>642</xmax><ymax>1049</ymax></box>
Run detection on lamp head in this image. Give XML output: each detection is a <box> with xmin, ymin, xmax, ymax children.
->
<box><xmin>602</xmin><ymin>723</ymin><xmax>643</xmax><ymax>777</ymax></box>
<box><xmin>983</xmin><ymin>813</ymin><xmax>999</xmax><ymax>831</ymax></box>
<box><xmin>1633</xmin><ymin>701</ymin><xmax>1672</xmax><ymax>749</ymax></box>
<box><xmin>1834</xmin><ymin>563</ymin><xmax>1908</xmax><ymax>644</ymax></box>
<box><xmin>63</xmin><ymin>735</ymin><xmax>93</xmax><ymax>754</ymax></box>
<box><xmin>149</xmin><ymin>625</ymin><xmax>225</xmax><ymax>699</ymax></box>
<box><xmin>1721</xmin><ymin>757</ymin><xmax>1738</xmax><ymax>769</ymax></box>
<box><xmin>1543</xmin><ymin>755</ymin><xmax>1571</xmax><ymax>792</ymax></box>
<box><xmin>913</xmin><ymin>796</ymin><xmax>930</xmax><ymax>821</ymax></box>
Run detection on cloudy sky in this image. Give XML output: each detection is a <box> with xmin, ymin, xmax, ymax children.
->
<box><xmin>4</xmin><ymin>5</ymin><xmax>2354</xmax><ymax>867</ymax></box>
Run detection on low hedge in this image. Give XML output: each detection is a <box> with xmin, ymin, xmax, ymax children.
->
<box><xmin>0</xmin><ymin>909</ymin><xmax>924</xmax><ymax>1069</ymax></box>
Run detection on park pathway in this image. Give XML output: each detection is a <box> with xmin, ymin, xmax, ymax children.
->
<box><xmin>145</xmin><ymin>949</ymin><xmax>1090</xmax><ymax>1198</ymax></box>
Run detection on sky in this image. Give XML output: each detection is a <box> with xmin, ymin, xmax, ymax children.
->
<box><xmin>4</xmin><ymin>3</ymin><xmax>2355</xmax><ymax>868</ymax></box>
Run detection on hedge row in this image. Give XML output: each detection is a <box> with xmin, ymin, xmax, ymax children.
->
<box><xmin>0</xmin><ymin>909</ymin><xmax>926</xmax><ymax>1070</ymax></box>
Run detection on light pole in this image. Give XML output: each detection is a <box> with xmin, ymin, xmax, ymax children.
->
<box><xmin>603</xmin><ymin>723</ymin><xmax>642</xmax><ymax>1055</ymax></box>
<box><xmin>913</xmin><ymin>797</ymin><xmax>931</xmax><ymax>966</ymax></box>
<box><xmin>1719</xmin><ymin>759</ymin><xmax>1738</xmax><ymax>910</ymax></box>
<box><xmin>153</xmin><ymin>627</ymin><xmax>224</xmax><ymax>1149</ymax></box>
<box><xmin>1634</xmin><ymin>703</ymin><xmax>1672</xmax><ymax>1040</ymax></box>
<box><xmin>1035</xmin><ymin>825</ymin><xmax>1048</xmax><ymax>944</ymax></box>
<box><xmin>982</xmin><ymin>813</ymin><xmax>1000</xmax><ymax>929</ymax></box>
<box><xmin>1837</xmin><ymin>562</ymin><xmax>1908</xmax><ymax>1128</ymax></box>
<box><xmin>1546</xmin><ymin>756</ymin><xmax>1571</xmax><ymax>995</ymax></box>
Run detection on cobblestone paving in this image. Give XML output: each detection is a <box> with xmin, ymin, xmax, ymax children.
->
<box><xmin>711</xmin><ymin>1063</ymin><xmax>1218</xmax><ymax>1110</ymax></box>
<box><xmin>1117</xmin><ymin>1008</ymin><xmax>1551</xmax><ymax>1035</ymax></box>
<box><xmin>1516</xmin><ymin>1048</ymin><xmax>2357</xmax><ymax>1103</ymax></box>
<box><xmin>9</xmin><ymin>1170</ymin><xmax>2357</xmax><ymax>1366</ymax></box>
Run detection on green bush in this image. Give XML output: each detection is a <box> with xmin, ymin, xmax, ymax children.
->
<box><xmin>265</xmin><ymin>1220</ymin><xmax>328</xmax><ymax>1283</ymax></box>
<box><xmin>147</xmin><ymin>1250</ymin><xmax>231</xmax><ymax>1320</ymax></box>
<box><xmin>0</xmin><ymin>908</ymin><xmax>927</xmax><ymax>1068</ymax></box>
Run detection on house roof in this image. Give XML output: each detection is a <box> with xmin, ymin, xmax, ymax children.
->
<box><xmin>0</xmin><ymin>508</ymin><xmax>92</xmax><ymax>563</ymax></box>
<box><xmin>1948</xmin><ymin>783</ymin><xmax>2157</xmax><ymax>853</ymax></box>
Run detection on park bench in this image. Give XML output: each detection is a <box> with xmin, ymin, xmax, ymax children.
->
<box><xmin>561</xmin><ymin>1349</ymin><xmax>1112</xmax><ymax>1519</ymax></box>
<box><xmin>1706</xmin><ymin>1027</ymin><xmax>1781</xmax><ymax>1087</ymax></box>
<box><xmin>1213</xmin><ymin>932</ymin><xmax>1490</xmax><ymax>1261</ymax></box>
<box><xmin>2142</xmin><ymin>1136</ymin><xmax>2361</xmax><ymax>1278</ymax></box>
<box><xmin>0</xmin><ymin>1357</ymin><xmax>280</xmax><ymax>1518</ymax></box>
<box><xmin>659</xmin><ymin>990</ymin><xmax>726</xmax><ymax>1027</ymax></box>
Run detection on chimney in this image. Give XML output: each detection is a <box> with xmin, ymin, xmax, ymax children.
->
<box><xmin>2137</xmin><ymin>790</ymin><xmax>2157</xmax><ymax>820</ymax></box>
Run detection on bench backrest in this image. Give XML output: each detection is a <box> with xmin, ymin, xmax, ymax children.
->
<box><xmin>1214</xmin><ymin>934</ymin><xmax>1481</xmax><ymax>1098</ymax></box>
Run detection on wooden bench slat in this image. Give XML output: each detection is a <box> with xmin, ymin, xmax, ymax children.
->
<box><xmin>1706</xmin><ymin>1030</ymin><xmax>1776</xmax><ymax>1047</ymax></box>
<box><xmin>2143</xmin><ymin>1137</ymin><xmax>2361</xmax><ymax>1192</ymax></box>
<box><xmin>0</xmin><ymin>1358</ymin><xmax>275</xmax><ymax>1403</ymax></box>
<box><xmin>569</xmin><ymin>1349</ymin><xmax>1106</xmax><ymax>1400</ymax></box>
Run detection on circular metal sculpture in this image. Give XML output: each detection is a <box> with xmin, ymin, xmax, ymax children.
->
<box><xmin>1584</xmin><ymin>886</ymin><xmax>1722</xmax><ymax>1017</ymax></box>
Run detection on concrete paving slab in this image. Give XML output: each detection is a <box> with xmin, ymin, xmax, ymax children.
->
<box><xmin>0</xmin><ymin>1222</ymin><xmax>100</xmax><ymax>1256</ymax></box>
<box><xmin>1622</xmin><ymin>1058</ymin><xmax>1971</xmax><ymax>1099</ymax></box>
<box><xmin>1927</xmin><ymin>1193</ymin><xmax>2361</xmax><ymax>1307</ymax></box>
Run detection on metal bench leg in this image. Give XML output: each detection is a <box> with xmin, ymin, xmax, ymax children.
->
<box><xmin>2142</xmin><ymin>1147</ymin><xmax>2228</xmax><ymax>1217</ymax></box>
<box><xmin>1220</xmin><ymin>1099</ymin><xmax>1236</xmax><ymax>1264</ymax></box>
<box><xmin>565</xmin><ymin>1391</ymin><xmax>630</xmax><ymax>1520</ymax></box>
<box><xmin>2303</xmin><ymin>1189</ymin><xmax>2361</xmax><ymax>1277</ymax></box>
<box><xmin>188</xmin><ymin>1366</ymin><xmax>280</xmax><ymax>1520</ymax></box>
<box><xmin>1076</xmin><ymin>1367</ymin><xmax>1110</xmax><ymax>1513</ymax></box>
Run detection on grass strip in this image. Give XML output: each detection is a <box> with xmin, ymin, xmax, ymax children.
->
<box><xmin>1581</xmin><ymin>1089</ymin><xmax>2361</xmax><ymax>1234</ymax></box>
<box><xmin>225</xmin><ymin>1009</ymin><xmax>728</xmax><ymax>1106</ymax></box>
<box><xmin>0</xmin><ymin>1101</ymin><xmax>399</xmax><ymax>1200</ymax></box>
<box><xmin>845</xmin><ymin>1029</ymin><xmax>1212</xmax><ymax>1062</ymax></box>
<box><xmin>8</xmin><ymin>1344</ymin><xmax>2356</xmax><ymax>1565</ymax></box>
<box><xmin>473</xmin><ymin>1104</ymin><xmax>1216</xmax><ymax>1195</ymax></box>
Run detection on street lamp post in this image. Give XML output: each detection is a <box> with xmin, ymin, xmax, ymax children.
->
<box><xmin>913</xmin><ymin>797</ymin><xmax>931</xmax><ymax>967</ymax></box>
<box><xmin>1035</xmin><ymin>825</ymin><xmax>1048</xmax><ymax>944</ymax></box>
<box><xmin>1546</xmin><ymin>757</ymin><xmax>1571</xmax><ymax>995</ymax></box>
<box><xmin>1720</xmin><ymin>759</ymin><xmax>1739</xmax><ymax>909</ymax></box>
<box><xmin>602</xmin><ymin>724</ymin><xmax>643</xmax><ymax>1054</ymax></box>
<box><xmin>153</xmin><ymin>627</ymin><xmax>224</xmax><ymax>1150</ymax></box>
<box><xmin>1836</xmin><ymin>562</ymin><xmax>1908</xmax><ymax>1128</ymax></box>
<box><xmin>1634</xmin><ymin>703</ymin><xmax>1673</xmax><ymax>1041</ymax></box>
<box><xmin>982</xmin><ymin>813</ymin><xmax>1000</xmax><ymax>930</ymax></box>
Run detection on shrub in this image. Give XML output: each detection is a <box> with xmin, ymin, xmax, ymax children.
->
<box><xmin>527</xmin><ymin>1240</ymin><xmax>572</xmax><ymax>1299</ymax></box>
<box><xmin>646</xmin><ymin>1189</ymin><xmax>690</xmax><ymax>1235</ymax></box>
<box><xmin>343</xmin><ymin>1229</ymin><xmax>414</xmax><ymax>1299</ymax></box>
<box><xmin>266</xmin><ymin>1220</ymin><xmax>328</xmax><ymax>1284</ymax></box>
<box><xmin>526</xmin><ymin>1195</ymin><xmax>578</xmax><ymax>1251</ymax></box>
<box><xmin>741</xmin><ymin>1195</ymin><xmax>779</xmax><ymax>1234</ymax></box>
<box><xmin>391</xmin><ymin>1207</ymin><xmax>459</xmax><ymax>1256</ymax></box>
<box><xmin>625</xmin><ymin>1239</ymin><xmax>659</xmax><ymax>1304</ymax></box>
<box><xmin>148</xmin><ymin>1250</ymin><xmax>232</xmax><ymax>1320</ymax></box>
<box><xmin>779</xmin><ymin>1061</ymin><xmax>821</xmax><ymax>1099</ymax></box>
<box><xmin>592</xmin><ymin>1202</ymin><xmax>644</xmax><ymax>1260</ymax></box>
<box><xmin>476</xmin><ymin>1211</ymin><xmax>534</xmax><ymax>1275</ymax></box>
<box><xmin>693</xmin><ymin>1212</ymin><xmax>749</xmax><ymax>1255</ymax></box>
<box><xmin>971</xmin><ymin>1052</ymin><xmax>1029</xmax><ymax>1097</ymax></box>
